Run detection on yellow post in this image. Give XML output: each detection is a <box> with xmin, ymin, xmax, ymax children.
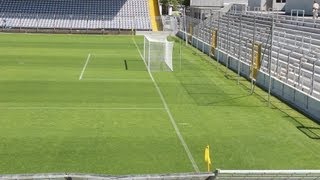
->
<box><xmin>250</xmin><ymin>42</ymin><xmax>262</xmax><ymax>80</ymax></box>
<box><xmin>204</xmin><ymin>145</ymin><xmax>212</xmax><ymax>172</ymax></box>
<box><xmin>211</xmin><ymin>30</ymin><xmax>218</xmax><ymax>56</ymax></box>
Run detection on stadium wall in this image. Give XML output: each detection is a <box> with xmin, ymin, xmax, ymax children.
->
<box><xmin>248</xmin><ymin>0</ymin><xmax>265</xmax><ymax>10</ymax></box>
<box><xmin>191</xmin><ymin>0</ymin><xmax>223</xmax><ymax>7</ymax></box>
<box><xmin>285</xmin><ymin>0</ymin><xmax>316</xmax><ymax>15</ymax></box>
<box><xmin>224</xmin><ymin>0</ymin><xmax>248</xmax><ymax>5</ymax></box>
<box><xmin>177</xmin><ymin>31</ymin><xmax>320</xmax><ymax>123</ymax></box>
<box><xmin>248</xmin><ymin>0</ymin><xmax>285</xmax><ymax>11</ymax></box>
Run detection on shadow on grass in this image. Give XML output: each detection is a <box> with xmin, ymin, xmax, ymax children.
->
<box><xmin>297</xmin><ymin>126</ymin><xmax>320</xmax><ymax>139</ymax></box>
<box><xmin>240</xmin><ymin>81</ymin><xmax>320</xmax><ymax>140</ymax></box>
<box><xmin>170</xmin><ymin>36</ymin><xmax>320</xmax><ymax>139</ymax></box>
<box><xmin>224</xmin><ymin>74</ymin><xmax>247</xmax><ymax>82</ymax></box>
<box><xmin>181</xmin><ymin>83</ymin><xmax>264</xmax><ymax>107</ymax></box>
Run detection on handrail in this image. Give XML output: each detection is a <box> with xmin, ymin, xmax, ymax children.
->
<box><xmin>286</xmin><ymin>50</ymin><xmax>294</xmax><ymax>83</ymax></box>
<box><xmin>311</xmin><ymin>59</ymin><xmax>320</xmax><ymax>95</ymax></box>
<box><xmin>290</xmin><ymin>9</ymin><xmax>305</xmax><ymax>23</ymax></box>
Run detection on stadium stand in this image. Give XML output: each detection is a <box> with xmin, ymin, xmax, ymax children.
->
<box><xmin>184</xmin><ymin>8</ymin><xmax>320</xmax><ymax>101</ymax></box>
<box><xmin>0</xmin><ymin>0</ymin><xmax>152</xmax><ymax>30</ymax></box>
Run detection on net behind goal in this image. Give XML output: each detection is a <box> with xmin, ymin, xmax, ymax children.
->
<box><xmin>143</xmin><ymin>35</ymin><xmax>174</xmax><ymax>71</ymax></box>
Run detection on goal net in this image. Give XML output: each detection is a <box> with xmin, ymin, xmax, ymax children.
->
<box><xmin>143</xmin><ymin>35</ymin><xmax>174</xmax><ymax>71</ymax></box>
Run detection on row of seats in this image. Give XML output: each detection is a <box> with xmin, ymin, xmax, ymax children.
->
<box><xmin>186</xmin><ymin>10</ymin><xmax>320</xmax><ymax>100</ymax></box>
<box><xmin>0</xmin><ymin>16</ymin><xmax>150</xmax><ymax>30</ymax></box>
<box><xmin>0</xmin><ymin>0</ymin><xmax>149</xmax><ymax>16</ymax></box>
<box><xmin>0</xmin><ymin>0</ymin><xmax>152</xmax><ymax>30</ymax></box>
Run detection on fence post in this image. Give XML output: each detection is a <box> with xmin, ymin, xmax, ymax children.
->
<box><xmin>184</xmin><ymin>8</ymin><xmax>188</xmax><ymax>46</ymax></box>
<box><xmin>311</xmin><ymin>59</ymin><xmax>319</xmax><ymax>95</ymax></box>
<box><xmin>237</xmin><ymin>14</ymin><xmax>243</xmax><ymax>85</ymax></box>
<box><xmin>250</xmin><ymin>14</ymin><xmax>257</xmax><ymax>94</ymax></box>
<box><xmin>225</xmin><ymin>12</ymin><xmax>231</xmax><ymax>76</ymax></box>
<box><xmin>217</xmin><ymin>11</ymin><xmax>221</xmax><ymax>67</ymax></box>
<box><xmin>268</xmin><ymin>13</ymin><xmax>275</xmax><ymax>107</ymax></box>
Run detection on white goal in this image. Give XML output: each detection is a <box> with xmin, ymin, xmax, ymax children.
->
<box><xmin>143</xmin><ymin>35</ymin><xmax>174</xmax><ymax>71</ymax></box>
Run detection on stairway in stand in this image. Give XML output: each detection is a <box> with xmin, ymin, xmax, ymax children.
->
<box><xmin>148</xmin><ymin>0</ymin><xmax>160</xmax><ymax>31</ymax></box>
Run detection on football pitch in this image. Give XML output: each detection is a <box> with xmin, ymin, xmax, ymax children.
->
<box><xmin>0</xmin><ymin>33</ymin><xmax>320</xmax><ymax>175</ymax></box>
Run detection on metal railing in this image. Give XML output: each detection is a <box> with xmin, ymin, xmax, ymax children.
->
<box><xmin>181</xmin><ymin>9</ymin><xmax>320</xmax><ymax>102</ymax></box>
<box><xmin>2</xmin><ymin>170</ymin><xmax>320</xmax><ymax>180</ymax></box>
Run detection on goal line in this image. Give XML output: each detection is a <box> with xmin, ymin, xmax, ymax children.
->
<box><xmin>0</xmin><ymin>107</ymin><xmax>165</xmax><ymax>110</ymax></box>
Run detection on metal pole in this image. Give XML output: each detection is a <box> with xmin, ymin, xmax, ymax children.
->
<box><xmin>225</xmin><ymin>12</ymin><xmax>231</xmax><ymax>76</ymax></box>
<box><xmin>250</xmin><ymin>15</ymin><xmax>257</xmax><ymax>94</ymax></box>
<box><xmin>208</xmin><ymin>10</ymin><xmax>213</xmax><ymax>56</ymax></box>
<box><xmin>268</xmin><ymin>14</ymin><xmax>275</xmax><ymax>107</ymax></box>
<box><xmin>286</xmin><ymin>51</ymin><xmax>292</xmax><ymax>83</ymax></box>
<box><xmin>180</xmin><ymin>38</ymin><xmax>182</xmax><ymax>72</ymax></box>
<box><xmin>275</xmin><ymin>46</ymin><xmax>282</xmax><ymax>77</ymax></box>
<box><xmin>184</xmin><ymin>7</ymin><xmax>188</xmax><ymax>46</ymax></box>
<box><xmin>148</xmin><ymin>40</ymin><xmax>151</xmax><ymax>71</ymax></box>
<box><xmin>144</xmin><ymin>37</ymin><xmax>146</xmax><ymax>61</ymax></box>
<box><xmin>217</xmin><ymin>11</ymin><xmax>221</xmax><ymax>67</ymax></box>
<box><xmin>311</xmin><ymin>59</ymin><xmax>319</xmax><ymax>95</ymax></box>
<box><xmin>237</xmin><ymin>14</ymin><xmax>242</xmax><ymax>85</ymax></box>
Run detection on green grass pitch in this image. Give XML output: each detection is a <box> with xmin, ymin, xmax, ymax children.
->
<box><xmin>0</xmin><ymin>33</ymin><xmax>320</xmax><ymax>175</ymax></box>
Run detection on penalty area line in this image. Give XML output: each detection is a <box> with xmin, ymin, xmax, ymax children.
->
<box><xmin>79</xmin><ymin>53</ymin><xmax>91</xmax><ymax>80</ymax></box>
<box><xmin>83</xmin><ymin>78</ymin><xmax>151</xmax><ymax>82</ymax></box>
<box><xmin>1</xmin><ymin>107</ymin><xmax>165</xmax><ymax>110</ymax></box>
<box><xmin>131</xmin><ymin>37</ymin><xmax>200</xmax><ymax>173</ymax></box>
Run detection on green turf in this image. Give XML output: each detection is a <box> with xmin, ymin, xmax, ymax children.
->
<box><xmin>0</xmin><ymin>33</ymin><xmax>319</xmax><ymax>175</ymax></box>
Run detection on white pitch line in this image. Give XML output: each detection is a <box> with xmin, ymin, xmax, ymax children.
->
<box><xmin>132</xmin><ymin>37</ymin><xmax>200</xmax><ymax>173</ymax></box>
<box><xmin>1</xmin><ymin>107</ymin><xmax>164</xmax><ymax>110</ymax></box>
<box><xmin>79</xmin><ymin>53</ymin><xmax>91</xmax><ymax>80</ymax></box>
<box><xmin>84</xmin><ymin>78</ymin><xmax>151</xmax><ymax>82</ymax></box>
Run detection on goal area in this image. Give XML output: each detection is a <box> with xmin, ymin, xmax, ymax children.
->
<box><xmin>143</xmin><ymin>35</ymin><xmax>174</xmax><ymax>72</ymax></box>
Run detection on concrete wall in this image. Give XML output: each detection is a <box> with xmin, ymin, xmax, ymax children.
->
<box><xmin>249</xmin><ymin>0</ymin><xmax>286</xmax><ymax>11</ymax></box>
<box><xmin>177</xmin><ymin>31</ymin><xmax>320</xmax><ymax>123</ymax></box>
<box><xmin>191</xmin><ymin>0</ymin><xmax>223</xmax><ymax>7</ymax></box>
<box><xmin>248</xmin><ymin>0</ymin><xmax>263</xmax><ymax>10</ymax></box>
<box><xmin>224</xmin><ymin>0</ymin><xmax>248</xmax><ymax>5</ymax></box>
<box><xmin>285</xmin><ymin>0</ymin><xmax>315</xmax><ymax>15</ymax></box>
<box><xmin>274</xmin><ymin>1</ymin><xmax>286</xmax><ymax>11</ymax></box>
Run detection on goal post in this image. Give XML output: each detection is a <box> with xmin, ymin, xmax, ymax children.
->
<box><xmin>143</xmin><ymin>35</ymin><xmax>174</xmax><ymax>72</ymax></box>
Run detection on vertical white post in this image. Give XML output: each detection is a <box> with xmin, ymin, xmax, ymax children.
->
<box><xmin>184</xmin><ymin>7</ymin><xmax>188</xmax><ymax>46</ymax></box>
<box><xmin>168</xmin><ymin>5</ymin><xmax>173</xmax><ymax>16</ymax></box>
<box><xmin>268</xmin><ymin>14</ymin><xmax>275</xmax><ymax>107</ymax></box>
<box><xmin>180</xmin><ymin>38</ymin><xmax>182</xmax><ymax>72</ymax></box>
<box><xmin>217</xmin><ymin>11</ymin><xmax>220</xmax><ymax>67</ymax></box>
<box><xmin>159</xmin><ymin>3</ymin><xmax>163</xmax><ymax>16</ymax></box>
<box><xmin>237</xmin><ymin>14</ymin><xmax>242</xmax><ymax>85</ymax></box>
<box><xmin>148</xmin><ymin>40</ymin><xmax>151</xmax><ymax>71</ymax></box>
<box><xmin>250</xmin><ymin>15</ymin><xmax>257</xmax><ymax>94</ymax></box>
<box><xmin>144</xmin><ymin>36</ymin><xmax>146</xmax><ymax>61</ymax></box>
